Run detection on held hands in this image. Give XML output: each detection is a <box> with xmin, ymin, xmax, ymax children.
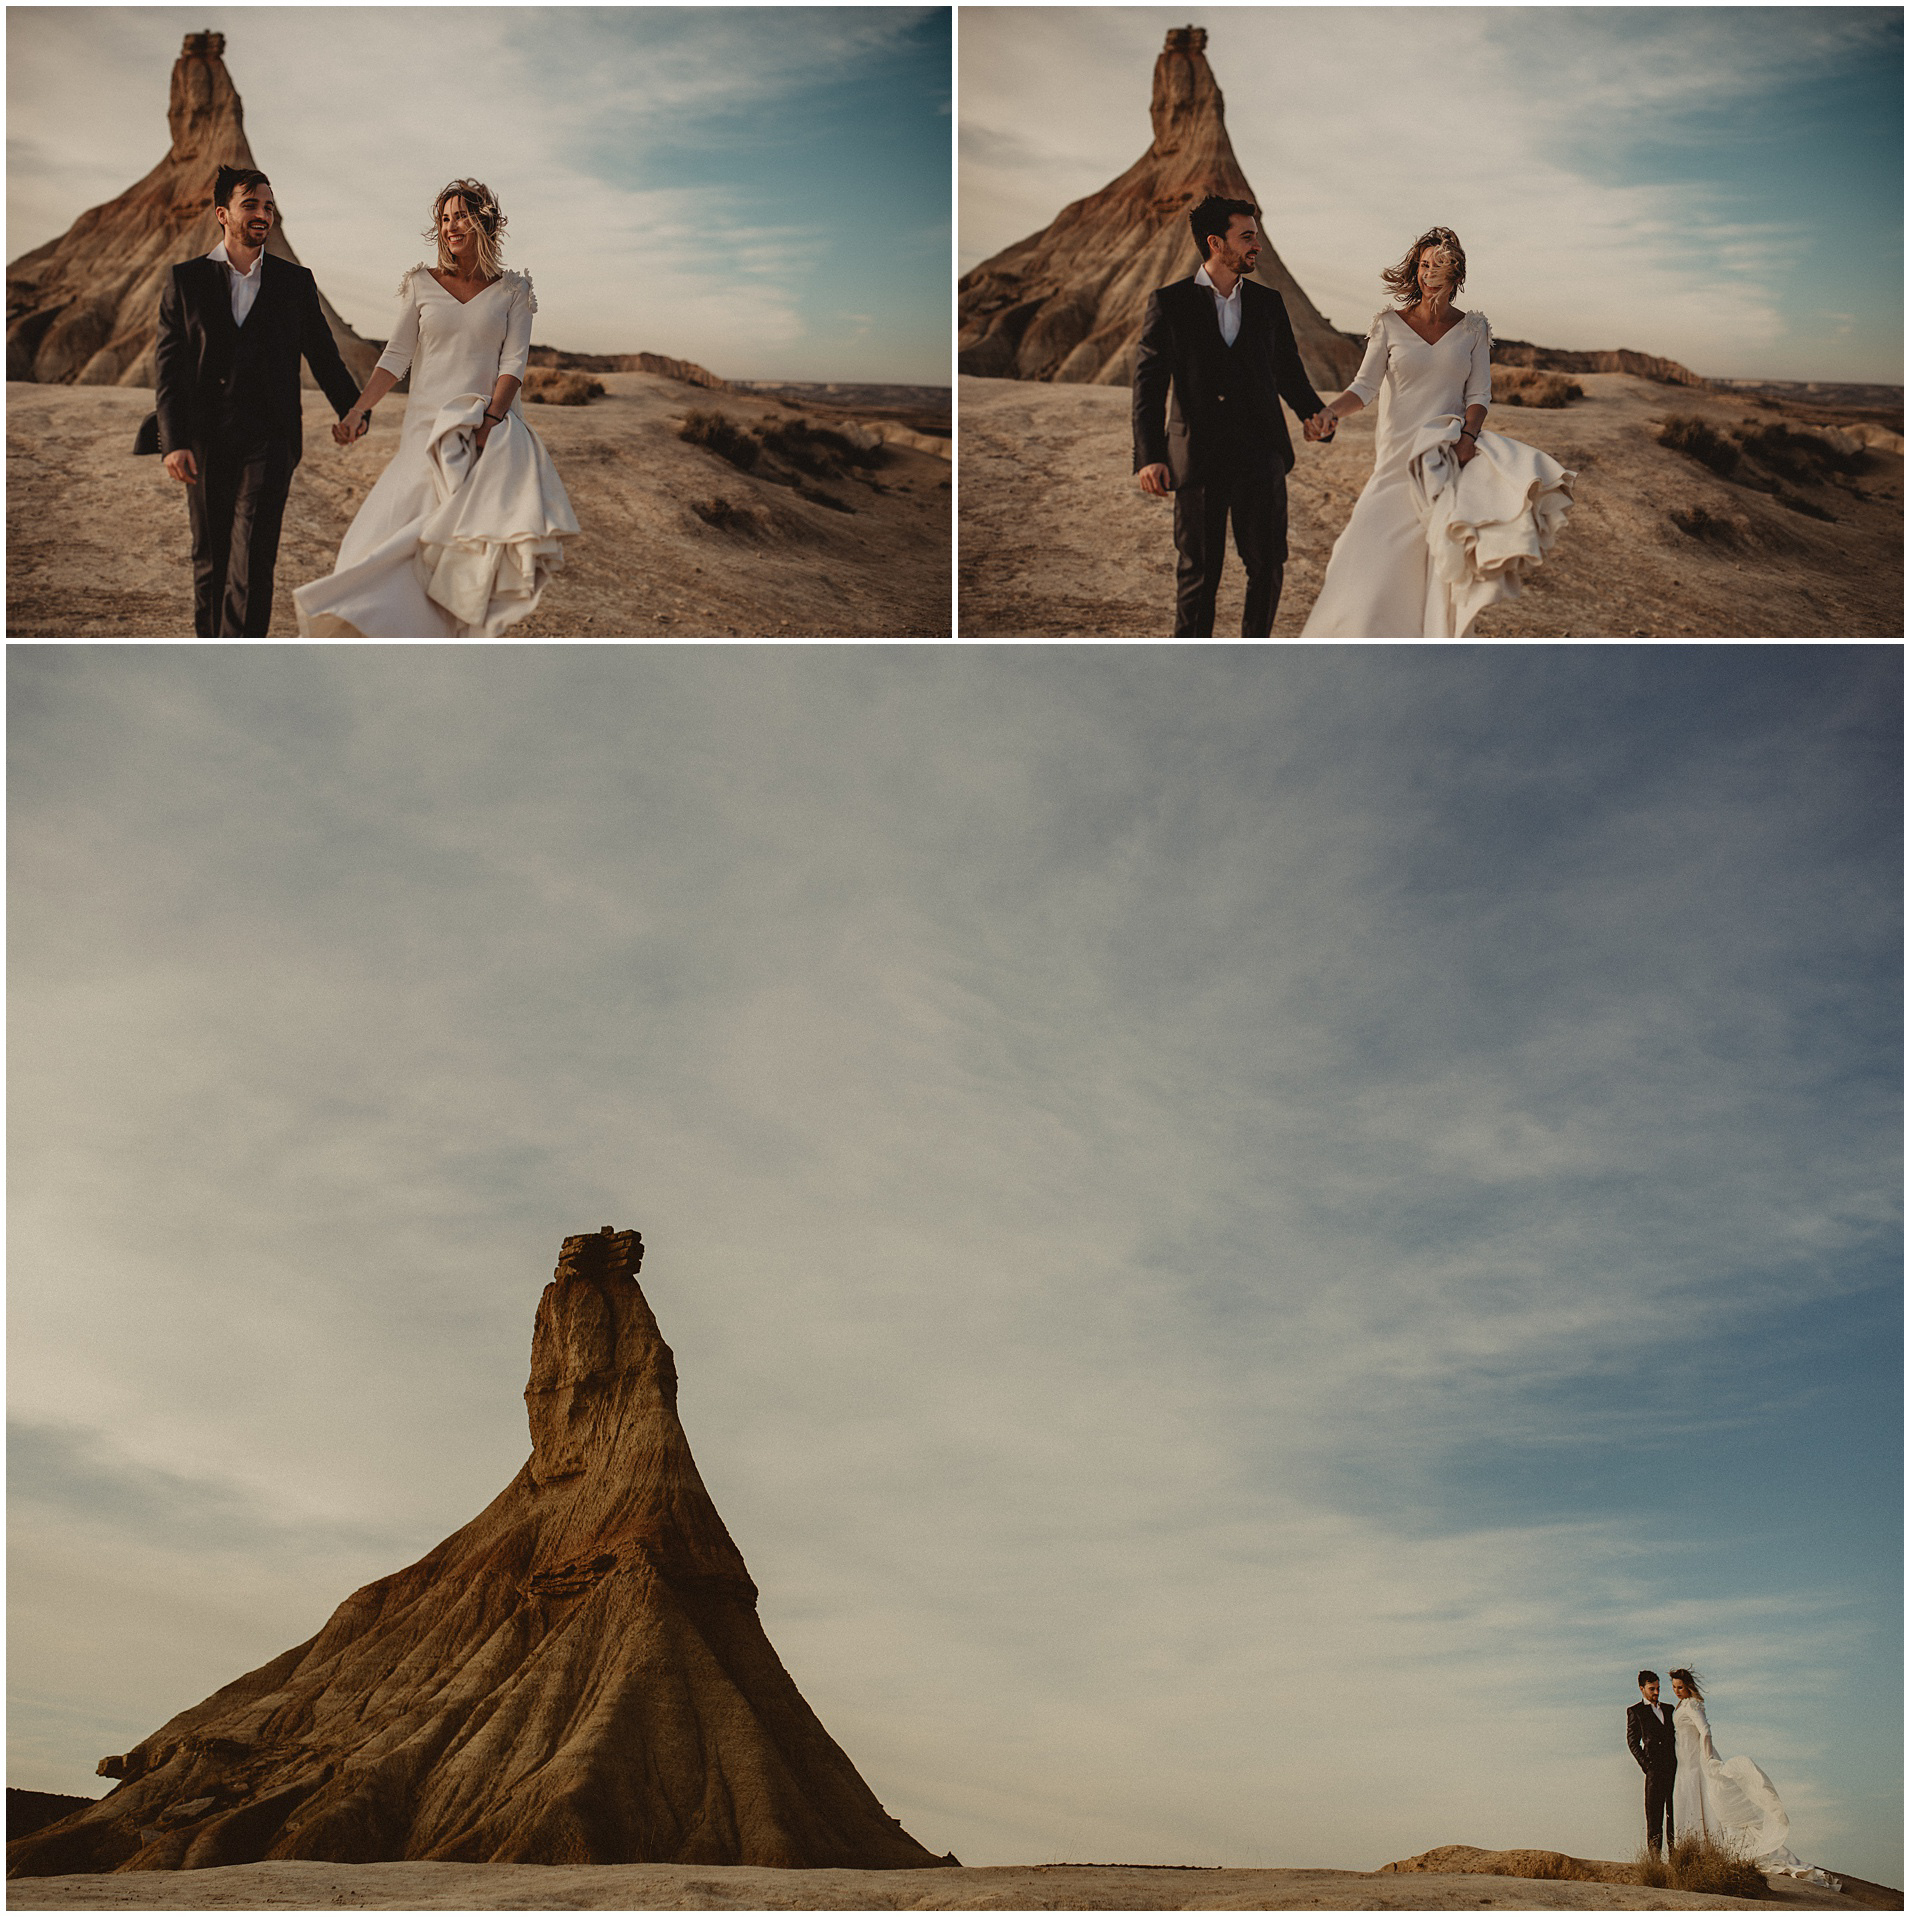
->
<box><xmin>332</xmin><ymin>407</ymin><xmax>371</xmax><ymax>446</ymax></box>
<box><xmin>1304</xmin><ymin>409</ymin><xmax>1338</xmax><ymax>443</ymax></box>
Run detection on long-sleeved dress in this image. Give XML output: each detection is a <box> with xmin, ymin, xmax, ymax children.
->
<box><xmin>295</xmin><ymin>265</ymin><xmax>578</xmax><ymax>637</ymax></box>
<box><xmin>1671</xmin><ymin>1695</ymin><xmax>1833</xmax><ymax>1883</ymax></box>
<box><xmin>1300</xmin><ymin>307</ymin><xmax>1573</xmax><ymax>637</ymax></box>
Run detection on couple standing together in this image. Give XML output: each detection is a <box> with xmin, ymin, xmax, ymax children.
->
<box><xmin>1131</xmin><ymin>198</ymin><xmax>1574</xmax><ymax>637</ymax></box>
<box><xmin>1626</xmin><ymin>1667</ymin><xmax>1830</xmax><ymax>1882</ymax></box>
<box><xmin>147</xmin><ymin>167</ymin><xmax>576</xmax><ymax>637</ymax></box>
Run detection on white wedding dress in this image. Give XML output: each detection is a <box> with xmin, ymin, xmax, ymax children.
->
<box><xmin>1300</xmin><ymin>308</ymin><xmax>1574</xmax><ymax>637</ymax></box>
<box><xmin>1672</xmin><ymin>1695</ymin><xmax>1836</xmax><ymax>1885</ymax></box>
<box><xmin>295</xmin><ymin>266</ymin><xmax>578</xmax><ymax>637</ymax></box>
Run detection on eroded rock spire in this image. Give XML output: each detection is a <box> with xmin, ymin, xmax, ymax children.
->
<box><xmin>9</xmin><ymin>1229</ymin><xmax>952</xmax><ymax>1877</ymax></box>
<box><xmin>959</xmin><ymin>24</ymin><xmax>1359</xmax><ymax>390</ymax></box>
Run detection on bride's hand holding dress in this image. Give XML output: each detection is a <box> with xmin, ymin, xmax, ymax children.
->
<box><xmin>1299</xmin><ymin>227</ymin><xmax>1573</xmax><ymax>638</ymax></box>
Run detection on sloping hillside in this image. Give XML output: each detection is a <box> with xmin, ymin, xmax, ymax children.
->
<box><xmin>958</xmin><ymin>374</ymin><xmax>1901</xmax><ymax>637</ymax></box>
<box><xmin>5</xmin><ymin>373</ymin><xmax>950</xmax><ymax>637</ymax></box>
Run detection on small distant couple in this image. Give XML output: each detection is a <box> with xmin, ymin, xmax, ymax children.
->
<box><xmin>145</xmin><ymin>166</ymin><xmax>577</xmax><ymax>636</ymax></box>
<box><xmin>1627</xmin><ymin>1667</ymin><xmax>1833</xmax><ymax>1884</ymax></box>
<box><xmin>1131</xmin><ymin>197</ymin><xmax>1574</xmax><ymax>637</ymax></box>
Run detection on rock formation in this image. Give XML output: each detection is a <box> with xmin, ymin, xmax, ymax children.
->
<box><xmin>6</xmin><ymin>32</ymin><xmax>378</xmax><ymax>388</ymax></box>
<box><xmin>529</xmin><ymin>346</ymin><xmax>730</xmax><ymax>390</ymax></box>
<box><xmin>958</xmin><ymin>25</ymin><xmax>1360</xmax><ymax>392</ymax></box>
<box><xmin>7</xmin><ymin>1228</ymin><xmax>952</xmax><ymax>1878</ymax></box>
<box><xmin>1494</xmin><ymin>339</ymin><xmax>1706</xmax><ymax>388</ymax></box>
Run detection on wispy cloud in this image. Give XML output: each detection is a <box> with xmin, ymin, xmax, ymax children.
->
<box><xmin>960</xmin><ymin>7</ymin><xmax>1902</xmax><ymax>381</ymax></box>
<box><xmin>8</xmin><ymin>647</ymin><xmax>1900</xmax><ymax>1881</ymax></box>
<box><xmin>7</xmin><ymin>6</ymin><xmax>950</xmax><ymax>380</ymax></box>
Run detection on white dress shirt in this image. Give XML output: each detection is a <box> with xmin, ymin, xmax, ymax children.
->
<box><xmin>1194</xmin><ymin>262</ymin><xmax>1242</xmax><ymax>347</ymax></box>
<box><xmin>206</xmin><ymin>240</ymin><xmax>264</xmax><ymax>326</ymax></box>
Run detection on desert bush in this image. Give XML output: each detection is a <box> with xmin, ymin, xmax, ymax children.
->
<box><xmin>758</xmin><ymin>418</ymin><xmax>882</xmax><ymax>478</ymax></box>
<box><xmin>523</xmin><ymin>368</ymin><xmax>605</xmax><ymax>406</ymax></box>
<box><xmin>1658</xmin><ymin>414</ymin><xmax>1740</xmax><ymax>475</ymax></box>
<box><xmin>679</xmin><ymin>409</ymin><xmax>759</xmax><ymax>471</ymax></box>
<box><xmin>690</xmin><ymin>495</ymin><xmax>759</xmax><ymax>534</ymax></box>
<box><xmin>1632</xmin><ymin>1835</ymin><xmax>1769</xmax><ymax>1898</ymax></box>
<box><xmin>1739</xmin><ymin>422</ymin><xmax>1865</xmax><ymax>480</ymax></box>
<box><xmin>1670</xmin><ymin>503</ymin><xmax>1740</xmax><ymax>545</ymax></box>
<box><xmin>1498</xmin><ymin>369</ymin><xmax>1582</xmax><ymax>409</ymax></box>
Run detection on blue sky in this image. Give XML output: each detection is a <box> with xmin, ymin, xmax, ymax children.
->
<box><xmin>961</xmin><ymin>8</ymin><xmax>1904</xmax><ymax>384</ymax></box>
<box><xmin>7</xmin><ymin>7</ymin><xmax>951</xmax><ymax>383</ymax></box>
<box><xmin>8</xmin><ymin>645</ymin><xmax>1900</xmax><ymax>1884</ymax></box>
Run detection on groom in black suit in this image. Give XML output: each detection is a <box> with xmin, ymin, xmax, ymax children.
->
<box><xmin>144</xmin><ymin>166</ymin><xmax>363</xmax><ymax>635</ymax></box>
<box><xmin>1132</xmin><ymin>195</ymin><xmax>1336</xmax><ymax>637</ymax></box>
<box><xmin>1627</xmin><ymin>1669</ymin><xmax>1678</xmax><ymax>1855</ymax></box>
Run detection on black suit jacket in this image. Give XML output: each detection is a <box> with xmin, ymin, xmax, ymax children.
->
<box><xmin>140</xmin><ymin>253</ymin><xmax>360</xmax><ymax>459</ymax></box>
<box><xmin>1627</xmin><ymin>1700</ymin><xmax>1678</xmax><ymax>1775</ymax></box>
<box><xmin>1131</xmin><ymin>276</ymin><xmax>1327</xmax><ymax>489</ymax></box>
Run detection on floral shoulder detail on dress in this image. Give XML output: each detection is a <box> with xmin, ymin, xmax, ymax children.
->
<box><xmin>1468</xmin><ymin>310</ymin><xmax>1492</xmax><ymax>343</ymax></box>
<box><xmin>500</xmin><ymin>268</ymin><xmax>538</xmax><ymax>313</ymax></box>
<box><xmin>395</xmin><ymin>261</ymin><xmax>435</xmax><ymax>300</ymax></box>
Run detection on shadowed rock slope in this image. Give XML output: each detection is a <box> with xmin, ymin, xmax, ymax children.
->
<box><xmin>7</xmin><ymin>1229</ymin><xmax>951</xmax><ymax>1878</ymax></box>
<box><xmin>959</xmin><ymin>24</ymin><xmax>1360</xmax><ymax>393</ymax></box>
<box><xmin>6</xmin><ymin>31</ymin><xmax>377</xmax><ymax>388</ymax></box>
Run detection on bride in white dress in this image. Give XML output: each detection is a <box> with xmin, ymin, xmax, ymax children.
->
<box><xmin>295</xmin><ymin>179</ymin><xmax>578</xmax><ymax>637</ymax></box>
<box><xmin>1668</xmin><ymin>1669</ymin><xmax>1837</xmax><ymax>1885</ymax></box>
<box><xmin>1300</xmin><ymin>226</ymin><xmax>1573</xmax><ymax>638</ymax></box>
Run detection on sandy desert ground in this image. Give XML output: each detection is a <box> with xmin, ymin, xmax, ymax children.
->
<box><xmin>6</xmin><ymin>1856</ymin><xmax>1892</xmax><ymax>1911</ymax></box>
<box><xmin>958</xmin><ymin>373</ymin><xmax>1902</xmax><ymax>637</ymax></box>
<box><xmin>5</xmin><ymin>374</ymin><xmax>951</xmax><ymax>637</ymax></box>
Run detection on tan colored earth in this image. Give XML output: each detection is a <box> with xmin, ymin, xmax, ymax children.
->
<box><xmin>3</xmin><ymin>1856</ymin><xmax>1888</xmax><ymax>1910</ymax></box>
<box><xmin>957</xmin><ymin>373</ymin><xmax>1903</xmax><ymax>637</ymax></box>
<box><xmin>5</xmin><ymin>374</ymin><xmax>951</xmax><ymax>637</ymax></box>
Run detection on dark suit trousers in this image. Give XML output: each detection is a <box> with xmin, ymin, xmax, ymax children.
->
<box><xmin>1171</xmin><ymin>462</ymin><xmax>1288</xmax><ymax>638</ymax></box>
<box><xmin>187</xmin><ymin>434</ymin><xmax>298</xmax><ymax>637</ymax></box>
<box><xmin>1644</xmin><ymin>1763</ymin><xmax>1675</xmax><ymax>1853</ymax></box>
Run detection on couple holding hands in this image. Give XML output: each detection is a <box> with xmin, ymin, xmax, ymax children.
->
<box><xmin>148</xmin><ymin>167</ymin><xmax>576</xmax><ymax>637</ymax></box>
<box><xmin>1132</xmin><ymin>199</ymin><xmax>1574</xmax><ymax>638</ymax></box>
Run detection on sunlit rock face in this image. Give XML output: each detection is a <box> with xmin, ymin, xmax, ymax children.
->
<box><xmin>8</xmin><ymin>1228</ymin><xmax>952</xmax><ymax>1879</ymax></box>
<box><xmin>958</xmin><ymin>25</ymin><xmax>1361</xmax><ymax>392</ymax></box>
<box><xmin>5</xmin><ymin>31</ymin><xmax>379</xmax><ymax>388</ymax></box>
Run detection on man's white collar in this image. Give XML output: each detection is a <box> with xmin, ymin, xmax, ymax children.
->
<box><xmin>1195</xmin><ymin>263</ymin><xmax>1241</xmax><ymax>300</ymax></box>
<box><xmin>208</xmin><ymin>240</ymin><xmax>264</xmax><ymax>278</ymax></box>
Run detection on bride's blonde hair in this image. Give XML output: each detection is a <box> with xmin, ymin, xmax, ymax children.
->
<box><xmin>1382</xmin><ymin>225</ymin><xmax>1466</xmax><ymax>308</ymax></box>
<box><xmin>1667</xmin><ymin>1666</ymin><xmax>1705</xmax><ymax>1701</ymax></box>
<box><xmin>428</xmin><ymin>179</ymin><xmax>508</xmax><ymax>280</ymax></box>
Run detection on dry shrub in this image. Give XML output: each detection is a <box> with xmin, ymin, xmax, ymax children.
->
<box><xmin>1632</xmin><ymin>1835</ymin><xmax>1770</xmax><ymax>1899</ymax></box>
<box><xmin>1659</xmin><ymin>414</ymin><xmax>1740</xmax><ymax>475</ymax></box>
<box><xmin>1521</xmin><ymin>1852</ymin><xmax>1601</xmax><ymax>1881</ymax></box>
<box><xmin>1670</xmin><ymin>503</ymin><xmax>1741</xmax><ymax>545</ymax></box>
<box><xmin>523</xmin><ymin>368</ymin><xmax>605</xmax><ymax>406</ymax></box>
<box><xmin>690</xmin><ymin>495</ymin><xmax>759</xmax><ymax>534</ymax></box>
<box><xmin>758</xmin><ymin>418</ymin><xmax>882</xmax><ymax>478</ymax></box>
<box><xmin>1739</xmin><ymin>421</ymin><xmax>1866</xmax><ymax>480</ymax></box>
<box><xmin>1498</xmin><ymin>369</ymin><xmax>1583</xmax><ymax>409</ymax></box>
<box><xmin>679</xmin><ymin>409</ymin><xmax>760</xmax><ymax>471</ymax></box>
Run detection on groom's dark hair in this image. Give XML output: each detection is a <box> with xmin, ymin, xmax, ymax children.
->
<box><xmin>214</xmin><ymin>165</ymin><xmax>271</xmax><ymax>209</ymax></box>
<box><xmin>1638</xmin><ymin>1670</ymin><xmax>1659</xmax><ymax>1686</ymax></box>
<box><xmin>1190</xmin><ymin>194</ymin><xmax>1258</xmax><ymax>263</ymax></box>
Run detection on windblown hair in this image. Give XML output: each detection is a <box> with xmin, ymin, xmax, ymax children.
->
<box><xmin>428</xmin><ymin>178</ymin><xmax>508</xmax><ymax>280</ymax></box>
<box><xmin>1667</xmin><ymin>1667</ymin><xmax>1705</xmax><ymax>1702</ymax></box>
<box><xmin>1638</xmin><ymin>1670</ymin><xmax>1660</xmax><ymax>1688</ymax></box>
<box><xmin>1189</xmin><ymin>194</ymin><xmax>1257</xmax><ymax>264</ymax></box>
<box><xmin>213</xmin><ymin>165</ymin><xmax>271</xmax><ymax>210</ymax></box>
<box><xmin>1382</xmin><ymin>225</ymin><xmax>1467</xmax><ymax>308</ymax></box>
